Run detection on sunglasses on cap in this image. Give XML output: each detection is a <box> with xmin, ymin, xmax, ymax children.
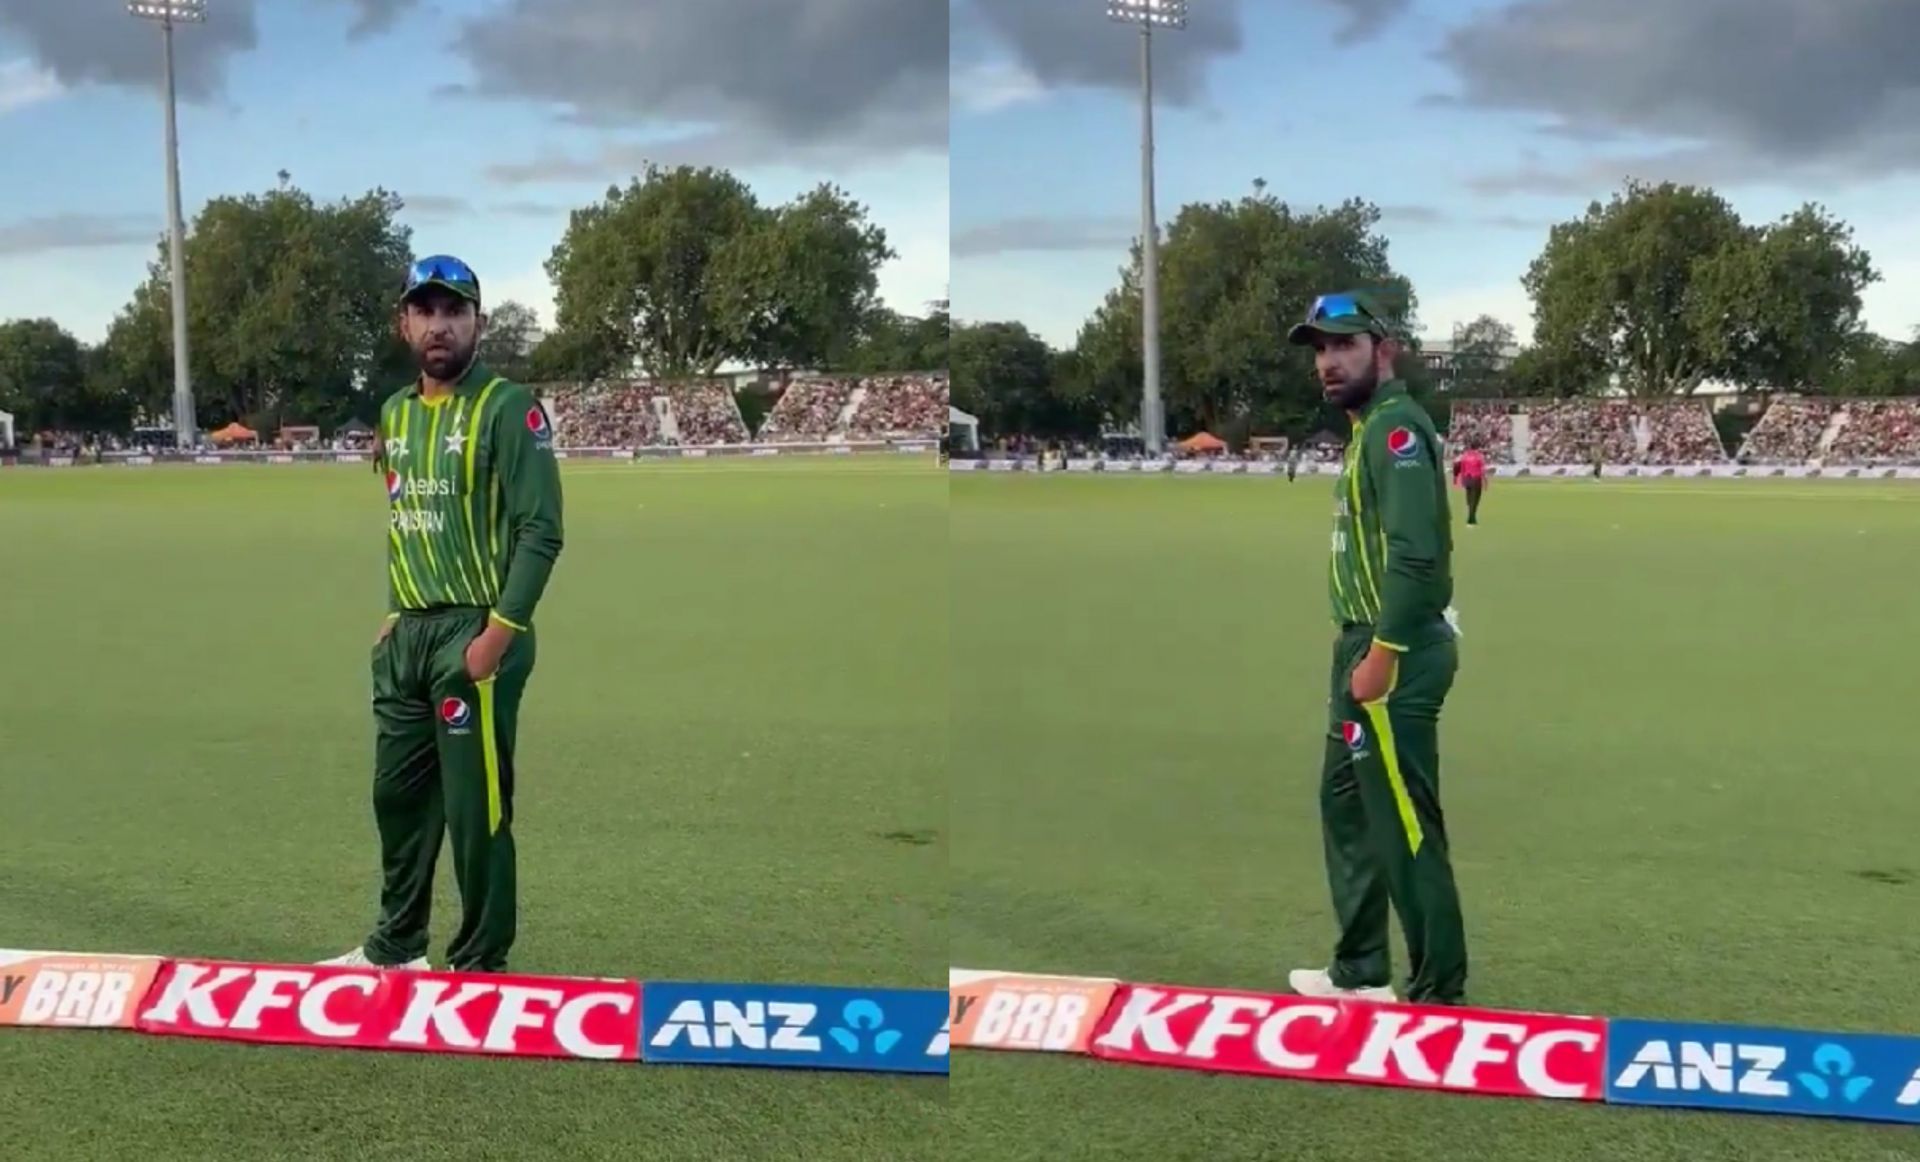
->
<box><xmin>402</xmin><ymin>255</ymin><xmax>481</xmax><ymax>303</ymax></box>
<box><xmin>1305</xmin><ymin>292</ymin><xmax>1383</xmax><ymax>330</ymax></box>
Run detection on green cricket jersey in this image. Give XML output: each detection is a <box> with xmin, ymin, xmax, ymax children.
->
<box><xmin>1328</xmin><ymin>379</ymin><xmax>1453</xmax><ymax>651</ymax></box>
<box><xmin>376</xmin><ymin>362</ymin><xmax>564</xmax><ymax>630</ymax></box>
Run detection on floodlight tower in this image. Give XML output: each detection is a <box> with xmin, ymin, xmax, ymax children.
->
<box><xmin>1106</xmin><ymin>0</ymin><xmax>1184</xmax><ymax>455</ymax></box>
<box><xmin>128</xmin><ymin>0</ymin><xmax>203</xmax><ymax>449</ymax></box>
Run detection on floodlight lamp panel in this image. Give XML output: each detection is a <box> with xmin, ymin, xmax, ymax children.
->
<box><xmin>1107</xmin><ymin>0</ymin><xmax>1188</xmax><ymax>29</ymax></box>
<box><xmin>129</xmin><ymin>0</ymin><xmax>207</xmax><ymax>21</ymax></box>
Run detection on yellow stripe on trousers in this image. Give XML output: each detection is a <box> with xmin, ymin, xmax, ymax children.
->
<box><xmin>1361</xmin><ymin>656</ymin><xmax>1425</xmax><ymax>856</ymax></box>
<box><xmin>476</xmin><ymin>676</ymin><xmax>503</xmax><ymax>835</ymax></box>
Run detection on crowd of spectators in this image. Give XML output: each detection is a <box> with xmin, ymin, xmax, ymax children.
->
<box><xmin>1443</xmin><ymin>401</ymin><xmax>1514</xmax><ymax>461</ymax></box>
<box><xmin>1445</xmin><ymin>399</ymin><xmax>1727</xmax><ymax>464</ymax></box>
<box><xmin>547</xmin><ymin>381</ymin><xmax>662</xmax><ymax>448</ymax></box>
<box><xmin>1527</xmin><ymin>400</ymin><xmax>1639</xmax><ymax>464</ymax></box>
<box><xmin>845</xmin><ymin>374</ymin><xmax>947</xmax><ymax>439</ymax></box>
<box><xmin>758</xmin><ymin>379</ymin><xmax>857</xmax><ymax>443</ymax></box>
<box><xmin>536</xmin><ymin>374</ymin><xmax>943</xmax><ymax>447</ymax></box>
<box><xmin>664</xmin><ymin>382</ymin><xmax>751</xmax><ymax>445</ymax></box>
<box><xmin>1736</xmin><ymin>395</ymin><xmax>1834</xmax><ymax>464</ymax></box>
<box><xmin>1824</xmin><ymin>399</ymin><xmax>1920</xmax><ymax>465</ymax></box>
<box><xmin>1640</xmin><ymin>401</ymin><xmax>1727</xmax><ymax>464</ymax></box>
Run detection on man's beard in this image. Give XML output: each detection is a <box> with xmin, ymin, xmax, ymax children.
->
<box><xmin>414</xmin><ymin>337</ymin><xmax>476</xmax><ymax>383</ymax></box>
<box><xmin>1324</xmin><ymin>362</ymin><xmax>1379</xmax><ymax>412</ymax></box>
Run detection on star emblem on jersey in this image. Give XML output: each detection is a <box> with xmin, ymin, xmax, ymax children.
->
<box><xmin>443</xmin><ymin>430</ymin><xmax>468</xmax><ymax>457</ymax></box>
<box><xmin>1386</xmin><ymin>427</ymin><xmax>1420</xmax><ymax>459</ymax></box>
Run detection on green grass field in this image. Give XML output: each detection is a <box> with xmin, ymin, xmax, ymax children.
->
<box><xmin>0</xmin><ymin>457</ymin><xmax>945</xmax><ymax>1161</ymax></box>
<box><xmin>12</xmin><ymin>461</ymin><xmax>1920</xmax><ymax>1160</ymax></box>
<box><xmin>951</xmin><ymin>472</ymin><xmax>1920</xmax><ymax>1162</ymax></box>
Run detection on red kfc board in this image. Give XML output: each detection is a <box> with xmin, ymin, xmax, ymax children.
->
<box><xmin>1090</xmin><ymin>983</ymin><xmax>1606</xmax><ymax>1101</ymax></box>
<box><xmin>136</xmin><ymin>960</ymin><xmax>640</xmax><ymax>1061</ymax></box>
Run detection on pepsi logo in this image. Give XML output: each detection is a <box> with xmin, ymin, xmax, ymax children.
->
<box><xmin>1342</xmin><ymin>721</ymin><xmax>1366</xmax><ymax>751</ymax></box>
<box><xmin>440</xmin><ymin>697</ymin><xmax>472</xmax><ymax>728</ymax></box>
<box><xmin>526</xmin><ymin>406</ymin><xmax>549</xmax><ymax>434</ymax></box>
<box><xmin>1386</xmin><ymin>427</ymin><xmax>1419</xmax><ymax>459</ymax></box>
<box><xmin>386</xmin><ymin>471</ymin><xmax>403</xmax><ymax>502</ymax></box>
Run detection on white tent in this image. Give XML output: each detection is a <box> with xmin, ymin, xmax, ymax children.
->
<box><xmin>948</xmin><ymin>405</ymin><xmax>979</xmax><ymax>453</ymax></box>
<box><xmin>0</xmin><ymin>410</ymin><xmax>12</xmax><ymax>449</ymax></box>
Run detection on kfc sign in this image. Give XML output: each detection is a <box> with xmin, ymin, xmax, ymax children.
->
<box><xmin>1090</xmin><ymin>984</ymin><xmax>1605</xmax><ymax>1101</ymax></box>
<box><xmin>136</xmin><ymin>961</ymin><xmax>640</xmax><ymax>1061</ymax></box>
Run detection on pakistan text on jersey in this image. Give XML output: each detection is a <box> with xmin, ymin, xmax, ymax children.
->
<box><xmin>391</xmin><ymin>511</ymin><xmax>447</xmax><ymax>534</ymax></box>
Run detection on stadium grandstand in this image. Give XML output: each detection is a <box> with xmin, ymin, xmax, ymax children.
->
<box><xmin>973</xmin><ymin>397</ymin><xmax>1920</xmax><ymax>471</ymax></box>
<box><xmin>1437</xmin><ymin>396</ymin><xmax>1920</xmax><ymax>467</ymax></box>
<box><xmin>540</xmin><ymin>372</ymin><xmax>946</xmax><ymax>449</ymax></box>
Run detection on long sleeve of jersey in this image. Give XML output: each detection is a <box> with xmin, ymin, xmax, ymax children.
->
<box><xmin>489</xmin><ymin>388</ymin><xmax>565</xmax><ymax>629</ymax></box>
<box><xmin>1369</xmin><ymin>421</ymin><xmax>1447</xmax><ymax>650</ymax></box>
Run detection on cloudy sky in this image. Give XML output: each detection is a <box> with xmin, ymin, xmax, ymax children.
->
<box><xmin>0</xmin><ymin>0</ymin><xmax>948</xmax><ymax>344</ymax></box>
<box><xmin>953</xmin><ymin>0</ymin><xmax>1920</xmax><ymax>348</ymax></box>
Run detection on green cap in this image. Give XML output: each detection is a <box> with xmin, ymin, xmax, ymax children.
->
<box><xmin>1287</xmin><ymin>290</ymin><xmax>1390</xmax><ymax>346</ymax></box>
<box><xmin>399</xmin><ymin>255</ymin><xmax>483</xmax><ymax>308</ymax></box>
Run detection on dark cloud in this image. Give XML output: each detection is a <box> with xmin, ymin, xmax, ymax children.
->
<box><xmin>0</xmin><ymin>0</ymin><xmax>417</xmax><ymax>99</ymax></box>
<box><xmin>0</xmin><ymin>213</ymin><xmax>154</xmax><ymax>256</ymax></box>
<box><xmin>0</xmin><ymin>0</ymin><xmax>258</xmax><ymax>100</ymax></box>
<box><xmin>492</xmin><ymin>200</ymin><xmax>571</xmax><ymax>217</ymax></box>
<box><xmin>1439</xmin><ymin>0</ymin><xmax>1920</xmax><ymax>182</ymax></box>
<box><xmin>484</xmin><ymin>101</ymin><xmax>944</xmax><ymax>184</ymax></box>
<box><xmin>954</xmin><ymin>0</ymin><xmax>1406</xmax><ymax>102</ymax></box>
<box><xmin>952</xmin><ymin>201</ymin><xmax>1547</xmax><ymax>259</ymax></box>
<box><xmin>401</xmin><ymin>195</ymin><xmax>579</xmax><ymax>219</ymax></box>
<box><xmin>1379</xmin><ymin>204</ymin><xmax>1444</xmax><ymax>225</ymax></box>
<box><xmin>958</xmin><ymin>0</ymin><xmax>1243</xmax><ymax>104</ymax></box>
<box><xmin>454</xmin><ymin>0</ymin><xmax>945</xmax><ymax>166</ymax></box>
<box><xmin>1326</xmin><ymin>0</ymin><xmax>1411</xmax><ymax>45</ymax></box>
<box><xmin>1379</xmin><ymin>204</ymin><xmax>1549</xmax><ymax>230</ymax></box>
<box><xmin>952</xmin><ymin>216</ymin><xmax>1136</xmax><ymax>259</ymax></box>
<box><xmin>1465</xmin><ymin>126</ymin><xmax>1920</xmax><ymax>197</ymax></box>
<box><xmin>399</xmin><ymin>194</ymin><xmax>471</xmax><ymax>218</ymax></box>
<box><xmin>337</xmin><ymin>0</ymin><xmax>418</xmax><ymax>39</ymax></box>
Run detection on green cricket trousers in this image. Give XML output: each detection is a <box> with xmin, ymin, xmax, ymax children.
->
<box><xmin>362</xmin><ymin>606</ymin><xmax>535</xmax><ymax>972</ymax></box>
<box><xmin>1321</xmin><ymin>623</ymin><xmax>1467</xmax><ymax>1004</ymax></box>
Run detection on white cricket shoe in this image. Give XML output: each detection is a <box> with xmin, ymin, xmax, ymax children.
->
<box><xmin>317</xmin><ymin>946</ymin><xmax>429</xmax><ymax>971</ymax></box>
<box><xmin>1287</xmin><ymin>968</ymin><xmax>1397</xmax><ymax>1003</ymax></box>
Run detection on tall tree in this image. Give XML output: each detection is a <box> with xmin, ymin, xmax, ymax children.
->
<box><xmin>106</xmin><ymin>185</ymin><xmax>414</xmax><ymax>428</ymax></box>
<box><xmin>478</xmin><ymin>299</ymin><xmax>541</xmax><ymax>382</ymax></box>
<box><xmin>1504</xmin><ymin>343</ymin><xmax>1605</xmax><ymax>398</ymax></box>
<box><xmin>549</xmin><ymin>169</ymin><xmax>896</xmax><ymax>377</ymax></box>
<box><xmin>547</xmin><ymin>165</ymin><xmax>762</xmax><ymax>378</ymax></box>
<box><xmin>1075</xmin><ymin>195</ymin><xmax>1417</xmax><ymax>437</ymax></box>
<box><xmin>1448</xmin><ymin>315</ymin><xmax>1516</xmax><ymax>397</ymax></box>
<box><xmin>0</xmin><ymin>318</ymin><xmax>87</xmax><ymax>432</ymax></box>
<box><xmin>712</xmin><ymin>183</ymin><xmax>895</xmax><ymax>372</ymax></box>
<box><xmin>1524</xmin><ymin>180</ymin><xmax>1876</xmax><ymax>397</ymax></box>
<box><xmin>846</xmin><ymin>305</ymin><xmax>949</xmax><ymax>373</ymax></box>
<box><xmin>1827</xmin><ymin>331</ymin><xmax>1920</xmax><ymax>396</ymax></box>
<box><xmin>951</xmin><ymin>321</ymin><xmax>1059</xmax><ymax>437</ymax></box>
<box><xmin>1688</xmin><ymin>204</ymin><xmax>1877</xmax><ymax>391</ymax></box>
<box><xmin>526</xmin><ymin>324</ymin><xmax>621</xmax><ymax>383</ymax></box>
<box><xmin>1525</xmin><ymin>181</ymin><xmax>1747</xmax><ymax>398</ymax></box>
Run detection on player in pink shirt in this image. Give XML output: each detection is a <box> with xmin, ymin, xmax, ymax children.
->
<box><xmin>1453</xmin><ymin>446</ymin><xmax>1487</xmax><ymax>525</ymax></box>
